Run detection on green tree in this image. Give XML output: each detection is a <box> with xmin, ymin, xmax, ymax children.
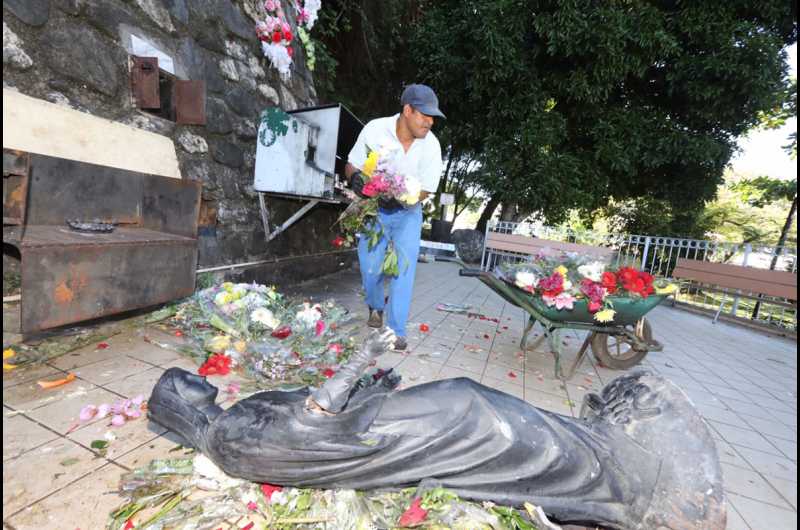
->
<box><xmin>410</xmin><ymin>0</ymin><xmax>797</xmax><ymax>234</ymax></box>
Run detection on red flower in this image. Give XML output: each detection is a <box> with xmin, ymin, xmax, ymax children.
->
<box><xmin>271</xmin><ymin>326</ymin><xmax>292</xmax><ymax>339</ymax></box>
<box><xmin>124</xmin><ymin>520</ymin><xmax>135</xmax><ymax>530</ymax></box>
<box><xmin>247</xmin><ymin>501</ymin><xmax>258</xmax><ymax>511</ymax></box>
<box><xmin>272</xmin><ymin>31</ymin><xmax>282</xmax><ymax>43</ymax></box>
<box><xmin>538</xmin><ymin>272</ymin><xmax>565</xmax><ymax>298</ymax></box>
<box><xmin>283</xmin><ymin>29</ymin><xmax>293</xmax><ymax>42</ymax></box>
<box><xmin>287</xmin><ymin>46</ymin><xmax>294</xmax><ymax>58</ymax></box>
<box><xmin>322</xmin><ymin>368</ymin><xmax>336</xmax><ymax>378</ymax></box>
<box><xmin>97</xmin><ymin>342</ymin><xmax>109</xmax><ymax>349</ymax></box>
<box><xmin>261</xmin><ymin>483</ymin><xmax>283</xmax><ymax>502</ymax></box>
<box><xmin>315</xmin><ymin>320</ymin><xmax>326</xmax><ymax>337</ymax></box>
<box><xmin>617</xmin><ymin>267</ymin><xmax>638</xmax><ymax>286</ymax></box>
<box><xmin>398</xmin><ymin>497</ymin><xmax>428</xmax><ymax>527</ymax></box>
<box><xmin>332</xmin><ymin>236</ymin><xmax>345</xmax><ymax>247</ymax></box>
<box><xmin>174</xmin><ymin>330</ymin><xmax>183</xmax><ymax>337</ymax></box>
<box><xmin>419</xmin><ymin>323</ymin><xmax>430</xmax><ymax>332</ymax></box>
<box><xmin>601</xmin><ymin>272</ymin><xmax>618</xmax><ymax>294</ymax></box>
<box><xmin>588</xmin><ymin>300</ymin><xmax>602</xmax><ymax>313</ymax></box>
<box><xmin>198</xmin><ymin>354</ymin><xmax>232</xmax><ymax>376</ymax></box>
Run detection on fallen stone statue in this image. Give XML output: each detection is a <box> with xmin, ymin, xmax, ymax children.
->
<box><xmin>148</xmin><ymin>330</ymin><xmax>726</xmax><ymax>529</ymax></box>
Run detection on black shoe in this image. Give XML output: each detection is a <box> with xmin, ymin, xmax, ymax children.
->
<box><xmin>367</xmin><ymin>310</ymin><xmax>383</xmax><ymax>328</ymax></box>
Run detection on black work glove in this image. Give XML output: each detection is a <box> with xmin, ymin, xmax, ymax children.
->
<box><xmin>378</xmin><ymin>196</ymin><xmax>404</xmax><ymax>210</ymax></box>
<box><xmin>350</xmin><ymin>170</ymin><xmax>368</xmax><ymax>198</ymax></box>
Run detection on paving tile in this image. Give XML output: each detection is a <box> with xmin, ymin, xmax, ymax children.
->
<box><xmin>767</xmin><ymin>477</ymin><xmax>797</xmax><ymax>510</ymax></box>
<box><xmin>482</xmin><ymin>363</ymin><xmax>523</xmax><ymax>384</ymax></box>
<box><xmin>713</xmin><ymin>438</ymin><xmax>755</xmax><ymax>470</ymax></box>
<box><xmin>71</xmin><ymin>356</ymin><xmax>154</xmax><ymax>387</ymax></box>
<box><xmin>737</xmin><ymin>415</ymin><xmax>797</xmax><ymax>442</ymax></box>
<box><xmin>437</xmin><ymin>365</ymin><xmax>480</xmax><ymax>381</ymax></box>
<box><xmin>525</xmin><ymin>375</ymin><xmax>570</xmax><ymax>398</ymax></box>
<box><xmin>5</xmin><ymin>462</ymin><xmax>128</xmax><ymax>530</ymax></box>
<box><xmin>727</xmin><ymin>493</ymin><xmax>797</xmax><ymax>530</ymax></box>
<box><xmin>26</xmin><ymin>387</ymin><xmax>122</xmax><ymax>435</ymax></box>
<box><xmin>445</xmin><ymin>353</ymin><xmax>486</xmax><ymax>375</ymax></box>
<box><xmin>2</xmin><ymin>437</ymin><xmax>107</xmax><ymax>517</ymax></box>
<box><xmin>115</xmin><ymin>432</ymin><xmax>189</xmax><ymax>469</ymax></box>
<box><xmin>47</xmin><ymin>342</ymin><xmax>120</xmax><ymax>371</ymax></box>
<box><xmin>3</xmin><ymin>376</ymin><xmax>99</xmax><ymax>413</ymax></box>
<box><xmin>102</xmin><ymin>366</ymin><xmax>165</xmax><ymax>400</ymax></box>
<box><xmin>733</xmin><ymin>446</ymin><xmax>797</xmax><ymax>482</ymax></box>
<box><xmin>724</xmin><ymin>502</ymin><xmax>753</xmax><ymax>530</ymax></box>
<box><xmin>694</xmin><ymin>403</ymin><xmax>749</xmax><ymax>427</ymax></box>
<box><xmin>765</xmin><ymin>436</ymin><xmax>797</xmax><ymax>462</ymax></box>
<box><xmin>2</xmin><ymin>413</ymin><xmax>59</xmax><ymax>461</ymax></box>
<box><xmin>2</xmin><ymin>364</ymin><xmax>66</xmax><ymax>390</ymax></box>
<box><xmin>68</xmin><ymin>414</ymin><xmax>165</xmax><ymax>461</ymax></box>
<box><xmin>124</xmin><ymin>340</ymin><xmax>183</xmax><ymax>366</ymax></box>
<box><xmin>480</xmin><ymin>376</ymin><xmax>524</xmax><ymax>400</ymax></box>
<box><xmin>524</xmin><ymin>388</ymin><xmax>573</xmax><ymax>417</ymax></box>
<box><xmin>710</xmin><ymin>421</ymin><xmax>785</xmax><ymax>456</ymax></box>
<box><xmin>720</xmin><ymin>462</ymin><xmax>793</xmax><ymax>508</ymax></box>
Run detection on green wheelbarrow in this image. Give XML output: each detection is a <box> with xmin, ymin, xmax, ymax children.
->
<box><xmin>454</xmin><ymin>263</ymin><xmax>666</xmax><ymax>380</ymax></box>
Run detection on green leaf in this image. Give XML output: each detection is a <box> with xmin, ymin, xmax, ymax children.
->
<box><xmin>90</xmin><ymin>440</ymin><xmax>109</xmax><ymax>450</ymax></box>
<box><xmin>60</xmin><ymin>457</ymin><xmax>80</xmax><ymax>466</ymax></box>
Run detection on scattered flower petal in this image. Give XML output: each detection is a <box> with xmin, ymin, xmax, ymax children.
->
<box><xmin>398</xmin><ymin>497</ymin><xmax>428</xmax><ymax>527</ymax></box>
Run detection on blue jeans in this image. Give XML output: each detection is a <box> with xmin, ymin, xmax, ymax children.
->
<box><xmin>357</xmin><ymin>204</ymin><xmax>422</xmax><ymax>338</ymax></box>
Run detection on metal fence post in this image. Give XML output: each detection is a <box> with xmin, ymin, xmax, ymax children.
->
<box><xmin>640</xmin><ymin>237</ymin><xmax>651</xmax><ymax>271</ymax></box>
<box><xmin>731</xmin><ymin>244</ymin><xmax>752</xmax><ymax>316</ymax></box>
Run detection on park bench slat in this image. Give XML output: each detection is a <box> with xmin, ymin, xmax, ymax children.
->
<box><xmin>486</xmin><ymin>232</ymin><xmax>614</xmax><ymax>259</ymax></box>
<box><xmin>673</xmin><ymin>259</ymin><xmax>797</xmax><ymax>300</ymax></box>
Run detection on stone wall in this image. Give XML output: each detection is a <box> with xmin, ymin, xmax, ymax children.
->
<box><xmin>3</xmin><ymin>0</ymin><xmax>355</xmax><ymax>287</ymax></box>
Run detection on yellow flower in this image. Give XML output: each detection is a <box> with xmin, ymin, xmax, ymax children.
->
<box><xmin>234</xmin><ymin>340</ymin><xmax>247</xmax><ymax>353</ymax></box>
<box><xmin>594</xmin><ymin>309</ymin><xmax>616</xmax><ymax>323</ymax></box>
<box><xmin>655</xmin><ymin>283</ymin><xmax>678</xmax><ymax>295</ymax></box>
<box><xmin>205</xmin><ymin>335</ymin><xmax>231</xmax><ymax>352</ymax></box>
<box><xmin>363</xmin><ymin>151</ymin><xmax>379</xmax><ymax>177</ymax></box>
<box><xmin>3</xmin><ymin>348</ymin><xmax>16</xmax><ymax>371</ymax></box>
<box><xmin>555</xmin><ymin>265</ymin><xmax>569</xmax><ymax>277</ymax></box>
<box><xmin>222</xmin><ymin>282</ymin><xmax>234</xmax><ymax>293</ymax></box>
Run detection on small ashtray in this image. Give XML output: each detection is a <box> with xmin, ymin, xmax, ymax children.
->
<box><xmin>66</xmin><ymin>219</ymin><xmax>116</xmax><ymax>233</ymax></box>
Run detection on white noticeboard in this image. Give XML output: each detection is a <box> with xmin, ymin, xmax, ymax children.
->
<box><xmin>440</xmin><ymin>193</ymin><xmax>455</xmax><ymax>205</ymax></box>
<box><xmin>254</xmin><ymin>107</ymin><xmax>341</xmax><ymax>198</ymax></box>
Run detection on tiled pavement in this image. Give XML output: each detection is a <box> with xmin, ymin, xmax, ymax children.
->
<box><xmin>3</xmin><ymin>262</ymin><xmax>797</xmax><ymax>529</ymax></box>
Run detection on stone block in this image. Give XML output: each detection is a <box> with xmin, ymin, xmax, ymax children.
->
<box><xmin>4</xmin><ymin>0</ymin><xmax>50</xmax><ymax>27</ymax></box>
<box><xmin>48</xmin><ymin>24</ymin><xmax>123</xmax><ymax>96</ymax></box>
<box><xmin>3</xmin><ymin>22</ymin><xmax>33</xmax><ymax>70</ymax></box>
<box><xmin>211</xmin><ymin>139</ymin><xmax>245</xmax><ymax>168</ymax></box>
<box><xmin>206</xmin><ymin>96</ymin><xmax>233</xmax><ymax>134</ymax></box>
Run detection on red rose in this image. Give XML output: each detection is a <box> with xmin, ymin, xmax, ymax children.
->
<box><xmin>617</xmin><ymin>267</ymin><xmax>638</xmax><ymax>285</ymax></box>
<box><xmin>283</xmin><ymin>29</ymin><xmax>293</xmax><ymax>42</ymax></box>
<box><xmin>198</xmin><ymin>354</ymin><xmax>232</xmax><ymax>376</ymax></box>
<box><xmin>601</xmin><ymin>272</ymin><xmax>618</xmax><ymax>294</ymax></box>
<box><xmin>272</xmin><ymin>31</ymin><xmax>282</xmax><ymax>44</ymax></box>
<box><xmin>271</xmin><ymin>326</ymin><xmax>292</xmax><ymax>339</ymax></box>
<box><xmin>588</xmin><ymin>300</ymin><xmax>602</xmax><ymax>313</ymax></box>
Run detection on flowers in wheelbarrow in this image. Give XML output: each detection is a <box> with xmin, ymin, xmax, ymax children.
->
<box><xmin>514</xmin><ymin>271</ymin><xmax>538</xmax><ymax>292</ymax></box>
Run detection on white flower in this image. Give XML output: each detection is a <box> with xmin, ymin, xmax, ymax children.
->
<box><xmin>295</xmin><ymin>303</ymin><xmax>320</xmax><ymax>328</ymax></box>
<box><xmin>399</xmin><ymin>175</ymin><xmax>422</xmax><ymax>205</ymax></box>
<box><xmin>578</xmin><ymin>261</ymin><xmax>606</xmax><ymax>282</ymax></box>
<box><xmin>514</xmin><ymin>271</ymin><xmax>538</xmax><ymax>289</ymax></box>
<box><xmin>214</xmin><ymin>291</ymin><xmax>232</xmax><ymax>306</ymax></box>
<box><xmin>251</xmin><ymin>307</ymin><xmax>279</xmax><ymax>329</ymax></box>
<box><xmin>261</xmin><ymin>42</ymin><xmax>292</xmax><ymax>80</ymax></box>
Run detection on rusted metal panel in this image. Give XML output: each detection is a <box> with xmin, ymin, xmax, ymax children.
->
<box><xmin>198</xmin><ymin>199</ymin><xmax>218</xmax><ymax>227</ymax></box>
<box><xmin>141</xmin><ymin>175</ymin><xmax>202</xmax><ymax>238</ymax></box>
<box><xmin>20</xmin><ymin>232</ymin><xmax>197</xmax><ymax>334</ymax></box>
<box><xmin>174</xmin><ymin>80</ymin><xmax>206</xmax><ymax>125</ymax></box>
<box><xmin>131</xmin><ymin>56</ymin><xmax>161</xmax><ymax>109</ymax></box>
<box><xmin>25</xmin><ymin>154</ymin><xmax>144</xmax><ymax>226</ymax></box>
<box><xmin>3</xmin><ymin>149</ymin><xmax>30</xmax><ymax>225</ymax></box>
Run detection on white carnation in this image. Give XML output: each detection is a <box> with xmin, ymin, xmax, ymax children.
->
<box><xmin>578</xmin><ymin>261</ymin><xmax>606</xmax><ymax>282</ymax></box>
<box><xmin>514</xmin><ymin>271</ymin><xmax>538</xmax><ymax>289</ymax></box>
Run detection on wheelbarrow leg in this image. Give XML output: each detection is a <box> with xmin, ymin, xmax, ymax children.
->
<box><xmin>561</xmin><ymin>332</ymin><xmax>595</xmax><ymax>381</ymax></box>
<box><xmin>520</xmin><ymin>315</ymin><xmax>542</xmax><ymax>351</ymax></box>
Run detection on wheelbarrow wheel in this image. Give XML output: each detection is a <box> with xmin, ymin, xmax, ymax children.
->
<box><xmin>591</xmin><ymin>318</ymin><xmax>652</xmax><ymax>370</ymax></box>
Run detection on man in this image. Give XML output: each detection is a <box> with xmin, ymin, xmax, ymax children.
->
<box><xmin>345</xmin><ymin>84</ymin><xmax>445</xmax><ymax>351</ymax></box>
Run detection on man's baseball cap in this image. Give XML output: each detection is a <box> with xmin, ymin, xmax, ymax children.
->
<box><xmin>401</xmin><ymin>84</ymin><xmax>446</xmax><ymax>119</ymax></box>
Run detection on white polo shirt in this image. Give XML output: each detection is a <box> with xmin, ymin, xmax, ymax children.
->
<box><xmin>348</xmin><ymin>114</ymin><xmax>443</xmax><ymax>193</ymax></box>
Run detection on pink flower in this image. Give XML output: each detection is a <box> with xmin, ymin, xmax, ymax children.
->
<box><xmin>111</xmin><ymin>415</ymin><xmax>126</xmax><ymax>427</ymax></box>
<box><xmin>328</xmin><ymin>343</ymin><xmax>344</xmax><ymax>354</ymax></box>
<box><xmin>264</xmin><ymin>0</ymin><xmax>277</xmax><ymax>11</ymax></box>
<box><xmin>97</xmin><ymin>403</ymin><xmax>111</xmax><ymax>419</ymax></box>
<box><xmin>79</xmin><ymin>404</ymin><xmax>97</xmax><ymax>422</ymax></box>
<box><xmin>315</xmin><ymin>320</ymin><xmax>326</xmax><ymax>336</ymax></box>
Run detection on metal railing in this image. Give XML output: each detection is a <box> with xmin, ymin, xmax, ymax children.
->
<box><xmin>482</xmin><ymin>221</ymin><xmax>797</xmax><ymax>332</ymax></box>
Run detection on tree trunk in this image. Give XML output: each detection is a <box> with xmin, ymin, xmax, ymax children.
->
<box><xmin>499</xmin><ymin>201</ymin><xmax>517</xmax><ymax>222</ymax></box>
<box><xmin>475</xmin><ymin>196</ymin><xmax>500</xmax><ymax>234</ymax></box>
<box><xmin>752</xmin><ymin>193</ymin><xmax>797</xmax><ymax>319</ymax></box>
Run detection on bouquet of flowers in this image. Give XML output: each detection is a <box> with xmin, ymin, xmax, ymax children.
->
<box><xmin>497</xmin><ymin>253</ymin><xmax>677</xmax><ymax>323</ymax></box>
<box><xmin>172</xmin><ymin>282</ymin><xmax>358</xmax><ymax>387</ymax></box>
<box><xmin>332</xmin><ymin>146</ymin><xmax>423</xmax><ymax>276</ymax></box>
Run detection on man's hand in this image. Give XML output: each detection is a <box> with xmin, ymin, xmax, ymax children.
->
<box><xmin>420</xmin><ymin>191</ymin><xmax>431</xmax><ymax>201</ymax></box>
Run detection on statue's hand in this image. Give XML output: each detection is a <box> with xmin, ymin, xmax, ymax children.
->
<box><xmin>362</xmin><ymin>328</ymin><xmax>396</xmax><ymax>358</ymax></box>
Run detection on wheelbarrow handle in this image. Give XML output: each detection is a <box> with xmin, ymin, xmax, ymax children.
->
<box><xmin>459</xmin><ymin>268</ymin><xmax>483</xmax><ymax>277</ymax></box>
<box><xmin>433</xmin><ymin>256</ymin><xmax>481</xmax><ymax>277</ymax></box>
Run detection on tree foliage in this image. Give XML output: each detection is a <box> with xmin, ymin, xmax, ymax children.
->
<box><xmin>411</xmin><ymin>0</ymin><xmax>797</xmax><ymax>232</ymax></box>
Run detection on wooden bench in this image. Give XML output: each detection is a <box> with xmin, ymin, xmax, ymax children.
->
<box><xmin>481</xmin><ymin>231</ymin><xmax>615</xmax><ymax>270</ymax></box>
<box><xmin>671</xmin><ymin>258</ymin><xmax>797</xmax><ymax>323</ymax></box>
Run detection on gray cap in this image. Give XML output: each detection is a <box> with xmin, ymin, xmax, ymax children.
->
<box><xmin>400</xmin><ymin>84</ymin><xmax>446</xmax><ymax>119</ymax></box>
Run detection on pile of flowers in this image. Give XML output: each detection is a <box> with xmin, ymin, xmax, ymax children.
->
<box><xmin>499</xmin><ymin>254</ymin><xmax>677</xmax><ymax>323</ymax></box>
<box><xmin>255</xmin><ymin>0</ymin><xmax>321</xmax><ymax>79</ymax></box>
<box><xmin>332</xmin><ymin>147</ymin><xmax>423</xmax><ymax>275</ymax></box>
<box><xmin>172</xmin><ymin>282</ymin><xmax>357</xmax><ymax>387</ymax></box>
